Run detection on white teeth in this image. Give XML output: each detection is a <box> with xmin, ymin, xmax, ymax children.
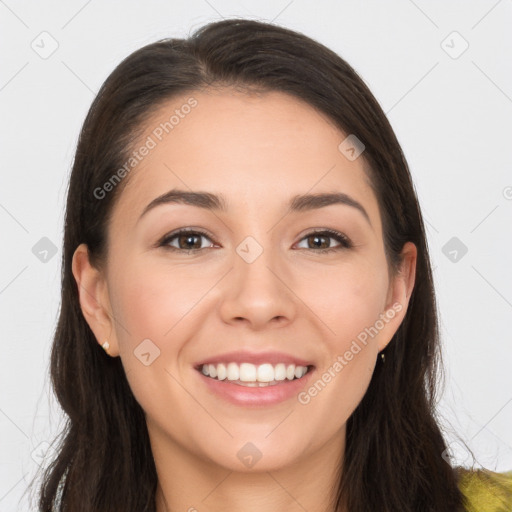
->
<box><xmin>257</xmin><ymin>363</ymin><xmax>274</xmax><ymax>383</ymax></box>
<box><xmin>216</xmin><ymin>363</ymin><xmax>227</xmax><ymax>380</ymax></box>
<box><xmin>274</xmin><ymin>363</ymin><xmax>286</xmax><ymax>381</ymax></box>
<box><xmin>226</xmin><ymin>362</ymin><xmax>239</xmax><ymax>381</ymax></box>
<box><xmin>239</xmin><ymin>363</ymin><xmax>257</xmax><ymax>382</ymax></box>
<box><xmin>200</xmin><ymin>362</ymin><xmax>310</xmax><ymax>383</ymax></box>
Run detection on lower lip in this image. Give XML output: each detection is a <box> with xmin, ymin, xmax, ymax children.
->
<box><xmin>197</xmin><ymin>368</ymin><xmax>315</xmax><ymax>407</ymax></box>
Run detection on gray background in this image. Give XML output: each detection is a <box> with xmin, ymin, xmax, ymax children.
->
<box><xmin>1</xmin><ymin>1</ymin><xmax>511</xmax><ymax>510</ymax></box>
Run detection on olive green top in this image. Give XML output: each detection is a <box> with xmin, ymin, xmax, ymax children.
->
<box><xmin>458</xmin><ymin>468</ymin><xmax>512</xmax><ymax>511</ymax></box>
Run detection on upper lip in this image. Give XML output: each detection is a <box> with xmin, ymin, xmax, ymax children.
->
<box><xmin>194</xmin><ymin>350</ymin><xmax>315</xmax><ymax>369</ymax></box>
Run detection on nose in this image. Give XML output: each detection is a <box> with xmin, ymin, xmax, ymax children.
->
<box><xmin>218</xmin><ymin>243</ymin><xmax>298</xmax><ymax>331</ymax></box>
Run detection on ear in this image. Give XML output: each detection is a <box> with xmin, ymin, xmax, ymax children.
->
<box><xmin>377</xmin><ymin>241</ymin><xmax>417</xmax><ymax>352</ymax></box>
<box><xmin>71</xmin><ymin>243</ymin><xmax>120</xmax><ymax>357</ymax></box>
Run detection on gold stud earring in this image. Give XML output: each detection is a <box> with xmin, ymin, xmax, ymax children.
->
<box><xmin>102</xmin><ymin>340</ymin><xmax>110</xmax><ymax>352</ymax></box>
<box><xmin>380</xmin><ymin>352</ymin><xmax>385</xmax><ymax>363</ymax></box>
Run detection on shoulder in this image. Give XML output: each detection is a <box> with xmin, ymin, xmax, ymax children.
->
<box><xmin>456</xmin><ymin>467</ymin><xmax>512</xmax><ymax>512</ymax></box>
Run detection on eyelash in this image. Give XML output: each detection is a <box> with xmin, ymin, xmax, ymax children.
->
<box><xmin>157</xmin><ymin>228</ymin><xmax>353</xmax><ymax>254</ymax></box>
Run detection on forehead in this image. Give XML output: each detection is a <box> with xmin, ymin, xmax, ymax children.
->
<box><xmin>114</xmin><ymin>88</ymin><xmax>379</xmax><ymax>225</ymax></box>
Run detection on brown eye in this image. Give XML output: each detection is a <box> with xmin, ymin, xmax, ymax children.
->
<box><xmin>158</xmin><ymin>228</ymin><xmax>353</xmax><ymax>254</ymax></box>
<box><xmin>296</xmin><ymin>229</ymin><xmax>353</xmax><ymax>253</ymax></box>
<box><xmin>159</xmin><ymin>229</ymin><xmax>215</xmax><ymax>252</ymax></box>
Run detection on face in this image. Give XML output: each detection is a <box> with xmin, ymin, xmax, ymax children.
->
<box><xmin>74</xmin><ymin>88</ymin><xmax>416</xmax><ymax>473</ymax></box>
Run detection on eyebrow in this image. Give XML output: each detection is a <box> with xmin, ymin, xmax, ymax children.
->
<box><xmin>138</xmin><ymin>188</ymin><xmax>372</xmax><ymax>227</ymax></box>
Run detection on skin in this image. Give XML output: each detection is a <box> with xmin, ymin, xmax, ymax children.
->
<box><xmin>72</xmin><ymin>88</ymin><xmax>416</xmax><ymax>512</ymax></box>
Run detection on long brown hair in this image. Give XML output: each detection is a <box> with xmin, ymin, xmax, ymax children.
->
<box><xmin>29</xmin><ymin>18</ymin><xmax>467</xmax><ymax>511</ymax></box>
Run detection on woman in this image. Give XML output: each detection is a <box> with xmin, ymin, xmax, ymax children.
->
<box><xmin>31</xmin><ymin>18</ymin><xmax>512</xmax><ymax>511</ymax></box>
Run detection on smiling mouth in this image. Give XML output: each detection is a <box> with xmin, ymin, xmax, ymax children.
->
<box><xmin>197</xmin><ymin>362</ymin><xmax>314</xmax><ymax>387</ymax></box>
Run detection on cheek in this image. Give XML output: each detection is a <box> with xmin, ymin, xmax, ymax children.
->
<box><xmin>298</xmin><ymin>271</ymin><xmax>382</xmax><ymax>432</ymax></box>
<box><xmin>298</xmin><ymin>256</ymin><xmax>389</xmax><ymax>346</ymax></box>
<box><xmin>295</xmin><ymin>257</ymin><xmax>387</xmax><ymax>411</ymax></box>
<box><xmin>107</xmin><ymin>255</ymin><xmax>226</xmax><ymax>404</ymax></box>
<box><xmin>107</xmin><ymin>259</ymin><xmax>208</xmax><ymax>427</ymax></box>
<box><xmin>109</xmin><ymin>257</ymin><xmax>212</xmax><ymax>347</ymax></box>
<box><xmin>296</xmin><ymin>324</ymin><xmax>377</xmax><ymax>447</ymax></box>
<box><xmin>303</xmin><ymin>259</ymin><xmax>388</xmax><ymax>421</ymax></box>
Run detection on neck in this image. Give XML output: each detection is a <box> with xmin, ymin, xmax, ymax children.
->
<box><xmin>151</xmin><ymin>424</ymin><xmax>347</xmax><ymax>512</ymax></box>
